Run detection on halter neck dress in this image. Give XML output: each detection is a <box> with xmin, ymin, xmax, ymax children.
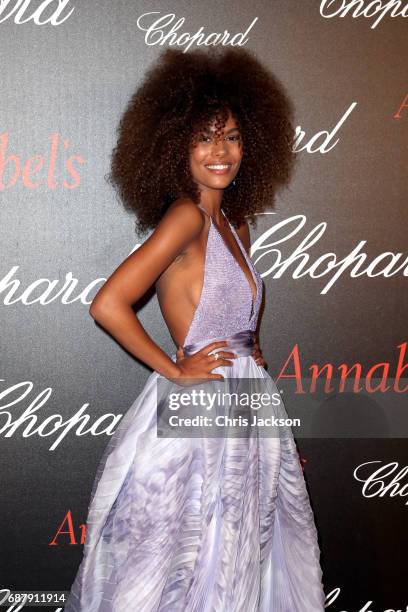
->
<box><xmin>65</xmin><ymin>205</ymin><xmax>326</xmax><ymax>612</ymax></box>
<box><xmin>182</xmin><ymin>204</ymin><xmax>262</xmax><ymax>349</ymax></box>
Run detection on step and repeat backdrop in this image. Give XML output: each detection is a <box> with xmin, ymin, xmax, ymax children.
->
<box><xmin>1</xmin><ymin>1</ymin><xmax>407</xmax><ymax>610</ymax></box>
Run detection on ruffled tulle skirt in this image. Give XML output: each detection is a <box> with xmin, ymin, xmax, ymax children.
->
<box><xmin>65</xmin><ymin>331</ymin><xmax>325</xmax><ymax>611</ymax></box>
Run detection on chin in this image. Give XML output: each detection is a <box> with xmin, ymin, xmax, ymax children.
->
<box><xmin>206</xmin><ymin>178</ymin><xmax>235</xmax><ymax>189</ymax></box>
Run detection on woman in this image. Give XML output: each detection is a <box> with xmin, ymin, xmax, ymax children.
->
<box><xmin>65</xmin><ymin>47</ymin><xmax>325</xmax><ymax>611</ymax></box>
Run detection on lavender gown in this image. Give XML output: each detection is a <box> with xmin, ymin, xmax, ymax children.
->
<box><xmin>65</xmin><ymin>206</ymin><xmax>326</xmax><ymax>611</ymax></box>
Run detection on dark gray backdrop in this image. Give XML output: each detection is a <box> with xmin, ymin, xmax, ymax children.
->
<box><xmin>1</xmin><ymin>0</ymin><xmax>407</xmax><ymax>609</ymax></box>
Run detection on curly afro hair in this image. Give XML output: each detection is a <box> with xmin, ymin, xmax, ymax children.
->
<box><xmin>107</xmin><ymin>46</ymin><xmax>296</xmax><ymax>235</ymax></box>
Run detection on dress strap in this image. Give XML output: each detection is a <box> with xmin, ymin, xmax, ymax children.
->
<box><xmin>197</xmin><ymin>204</ymin><xmax>212</xmax><ymax>223</ymax></box>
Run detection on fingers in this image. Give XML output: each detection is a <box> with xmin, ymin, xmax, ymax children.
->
<box><xmin>177</xmin><ymin>338</ymin><xmax>266</xmax><ymax>378</ymax></box>
<box><xmin>251</xmin><ymin>344</ymin><xmax>266</xmax><ymax>367</ymax></box>
<box><xmin>207</xmin><ymin>350</ymin><xmax>237</xmax><ymax>360</ymax></box>
<box><xmin>207</xmin><ymin>351</ymin><xmax>238</xmax><ymax>368</ymax></box>
<box><xmin>255</xmin><ymin>357</ymin><xmax>267</xmax><ymax>367</ymax></box>
<box><xmin>201</xmin><ymin>340</ymin><xmax>230</xmax><ymax>353</ymax></box>
<box><xmin>209</xmin><ymin>360</ymin><xmax>234</xmax><ymax>371</ymax></box>
<box><xmin>252</xmin><ymin>342</ymin><xmax>264</xmax><ymax>364</ymax></box>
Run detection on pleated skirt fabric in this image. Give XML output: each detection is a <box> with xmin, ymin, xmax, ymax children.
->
<box><xmin>64</xmin><ymin>352</ymin><xmax>325</xmax><ymax>612</ymax></box>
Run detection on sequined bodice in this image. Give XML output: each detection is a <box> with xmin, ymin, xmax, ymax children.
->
<box><xmin>182</xmin><ymin>205</ymin><xmax>263</xmax><ymax>347</ymax></box>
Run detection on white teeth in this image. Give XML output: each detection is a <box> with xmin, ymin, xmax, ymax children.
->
<box><xmin>206</xmin><ymin>164</ymin><xmax>230</xmax><ymax>169</ymax></box>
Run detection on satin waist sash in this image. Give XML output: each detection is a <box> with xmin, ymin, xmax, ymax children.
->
<box><xmin>183</xmin><ymin>330</ymin><xmax>255</xmax><ymax>358</ymax></box>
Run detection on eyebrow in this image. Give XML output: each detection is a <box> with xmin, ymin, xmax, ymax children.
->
<box><xmin>202</xmin><ymin>126</ymin><xmax>239</xmax><ymax>134</ymax></box>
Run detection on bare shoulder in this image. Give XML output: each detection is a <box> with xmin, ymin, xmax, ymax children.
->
<box><xmin>139</xmin><ymin>197</ymin><xmax>205</xmax><ymax>261</ymax></box>
<box><xmin>235</xmin><ymin>219</ymin><xmax>251</xmax><ymax>253</ymax></box>
<box><xmin>163</xmin><ymin>197</ymin><xmax>206</xmax><ymax>234</ymax></box>
<box><xmin>89</xmin><ymin>198</ymin><xmax>206</xmax><ymax>311</ymax></box>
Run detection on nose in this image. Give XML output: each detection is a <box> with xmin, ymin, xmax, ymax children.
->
<box><xmin>212</xmin><ymin>137</ymin><xmax>228</xmax><ymax>156</ymax></box>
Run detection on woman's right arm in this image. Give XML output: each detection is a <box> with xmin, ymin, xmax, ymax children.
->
<box><xmin>89</xmin><ymin>201</ymin><xmax>205</xmax><ymax>379</ymax></box>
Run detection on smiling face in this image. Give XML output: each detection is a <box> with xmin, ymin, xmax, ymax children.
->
<box><xmin>189</xmin><ymin>110</ymin><xmax>243</xmax><ymax>194</ymax></box>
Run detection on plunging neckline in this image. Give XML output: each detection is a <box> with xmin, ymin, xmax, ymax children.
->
<box><xmin>182</xmin><ymin>205</ymin><xmax>258</xmax><ymax>347</ymax></box>
<box><xmin>214</xmin><ymin>209</ymin><xmax>258</xmax><ymax>308</ymax></box>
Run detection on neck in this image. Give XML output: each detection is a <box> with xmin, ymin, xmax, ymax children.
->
<box><xmin>197</xmin><ymin>189</ymin><xmax>224</xmax><ymax>224</ymax></box>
